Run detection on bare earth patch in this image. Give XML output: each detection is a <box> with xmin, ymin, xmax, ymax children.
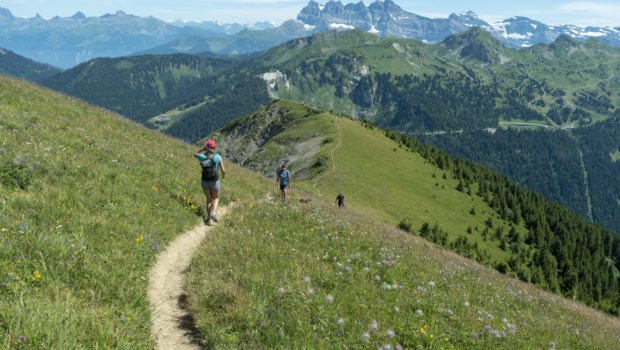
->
<box><xmin>148</xmin><ymin>207</ymin><xmax>228</xmax><ymax>349</ymax></box>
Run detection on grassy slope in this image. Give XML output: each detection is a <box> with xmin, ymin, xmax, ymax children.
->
<box><xmin>0</xmin><ymin>76</ymin><xmax>267</xmax><ymax>348</ymax></box>
<box><xmin>2</xmin><ymin>77</ymin><xmax>619</xmax><ymax>348</ymax></box>
<box><xmin>215</xmin><ymin>101</ymin><xmax>524</xmax><ymax>263</ymax></box>
<box><xmin>186</xmin><ymin>180</ymin><xmax>620</xmax><ymax>349</ymax></box>
<box><xmin>188</xmin><ymin>100</ymin><xmax>620</xmax><ymax>348</ymax></box>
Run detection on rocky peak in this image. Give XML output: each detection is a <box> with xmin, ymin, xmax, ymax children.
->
<box><xmin>71</xmin><ymin>11</ymin><xmax>86</xmax><ymax>19</ymax></box>
<box><xmin>0</xmin><ymin>7</ymin><xmax>14</xmax><ymax>21</ymax></box>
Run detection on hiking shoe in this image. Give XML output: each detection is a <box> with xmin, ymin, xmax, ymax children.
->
<box><xmin>203</xmin><ymin>215</ymin><xmax>211</xmax><ymax>225</ymax></box>
<box><xmin>210</xmin><ymin>212</ymin><xmax>219</xmax><ymax>222</ymax></box>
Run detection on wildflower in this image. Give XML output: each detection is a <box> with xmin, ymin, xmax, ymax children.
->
<box><xmin>336</xmin><ymin>317</ymin><xmax>345</xmax><ymax>326</ymax></box>
<box><xmin>374</xmin><ymin>275</ymin><xmax>381</xmax><ymax>281</ymax></box>
<box><xmin>369</xmin><ymin>319</ymin><xmax>379</xmax><ymax>332</ymax></box>
<box><xmin>33</xmin><ymin>270</ymin><xmax>41</xmax><ymax>281</ymax></box>
<box><xmin>415</xmin><ymin>309</ymin><xmax>423</xmax><ymax>316</ymax></box>
<box><xmin>152</xmin><ymin>185</ymin><xmax>158</xmax><ymax>191</ymax></box>
<box><xmin>428</xmin><ymin>281</ymin><xmax>435</xmax><ymax>287</ymax></box>
<box><xmin>549</xmin><ymin>341</ymin><xmax>556</xmax><ymax>350</ymax></box>
<box><xmin>360</xmin><ymin>332</ymin><xmax>370</xmax><ymax>341</ymax></box>
<box><xmin>507</xmin><ymin>323</ymin><xmax>517</xmax><ymax>336</ymax></box>
<box><xmin>363</xmin><ymin>267</ymin><xmax>370</xmax><ymax>273</ymax></box>
<box><xmin>325</xmin><ymin>294</ymin><xmax>334</xmax><ymax>304</ymax></box>
<box><xmin>444</xmin><ymin>309</ymin><xmax>454</xmax><ymax>316</ymax></box>
<box><xmin>303</xmin><ymin>276</ymin><xmax>311</xmax><ymax>284</ymax></box>
<box><xmin>307</xmin><ymin>287</ymin><xmax>315</xmax><ymax>295</ymax></box>
<box><xmin>386</xmin><ymin>329</ymin><xmax>395</xmax><ymax>339</ymax></box>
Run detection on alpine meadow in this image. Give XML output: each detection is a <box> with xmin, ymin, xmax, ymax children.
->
<box><xmin>1</xmin><ymin>0</ymin><xmax>620</xmax><ymax>348</ymax></box>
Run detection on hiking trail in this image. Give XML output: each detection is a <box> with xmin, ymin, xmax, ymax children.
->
<box><xmin>148</xmin><ymin>206</ymin><xmax>228</xmax><ymax>349</ymax></box>
<box><xmin>313</xmin><ymin>115</ymin><xmax>342</xmax><ymax>197</ymax></box>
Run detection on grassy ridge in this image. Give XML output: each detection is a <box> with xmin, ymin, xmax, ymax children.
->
<box><xmin>186</xmin><ymin>197</ymin><xmax>620</xmax><ymax>349</ymax></box>
<box><xmin>215</xmin><ymin>102</ymin><xmax>527</xmax><ymax>264</ymax></box>
<box><xmin>0</xmin><ymin>76</ymin><xmax>264</xmax><ymax>348</ymax></box>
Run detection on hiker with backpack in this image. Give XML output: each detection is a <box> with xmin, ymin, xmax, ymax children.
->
<box><xmin>276</xmin><ymin>164</ymin><xmax>291</xmax><ymax>204</ymax></box>
<box><xmin>336</xmin><ymin>193</ymin><xmax>346</xmax><ymax>209</ymax></box>
<box><xmin>194</xmin><ymin>140</ymin><xmax>226</xmax><ymax>225</ymax></box>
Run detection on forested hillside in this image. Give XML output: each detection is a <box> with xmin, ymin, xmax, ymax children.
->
<box><xmin>419</xmin><ymin>117</ymin><xmax>620</xmax><ymax>234</ymax></box>
<box><xmin>0</xmin><ymin>47</ymin><xmax>60</xmax><ymax>81</ymax></box>
<box><xmin>40</xmin><ymin>54</ymin><xmax>241</xmax><ymax>124</ymax></box>
<box><xmin>383</xmin><ymin>127</ymin><xmax>620</xmax><ymax>314</ymax></box>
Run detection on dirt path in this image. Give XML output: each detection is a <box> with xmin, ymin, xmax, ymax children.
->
<box><xmin>148</xmin><ymin>207</ymin><xmax>228</xmax><ymax>349</ymax></box>
<box><xmin>330</xmin><ymin>115</ymin><xmax>342</xmax><ymax>171</ymax></box>
<box><xmin>312</xmin><ymin>115</ymin><xmax>343</xmax><ymax>197</ymax></box>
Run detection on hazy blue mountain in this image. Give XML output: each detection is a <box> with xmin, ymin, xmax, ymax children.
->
<box><xmin>0</xmin><ymin>47</ymin><xmax>61</xmax><ymax>80</ymax></box>
<box><xmin>134</xmin><ymin>20</ymin><xmax>310</xmax><ymax>56</ymax></box>
<box><xmin>0</xmin><ymin>7</ymin><xmax>273</xmax><ymax>69</ymax></box>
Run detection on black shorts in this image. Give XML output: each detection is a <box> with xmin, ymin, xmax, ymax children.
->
<box><xmin>280</xmin><ymin>184</ymin><xmax>288</xmax><ymax>191</ymax></box>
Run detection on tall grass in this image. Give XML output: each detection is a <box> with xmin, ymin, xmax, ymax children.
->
<box><xmin>186</xmin><ymin>198</ymin><xmax>620</xmax><ymax>349</ymax></box>
<box><xmin>0</xmin><ymin>76</ymin><xmax>262</xmax><ymax>348</ymax></box>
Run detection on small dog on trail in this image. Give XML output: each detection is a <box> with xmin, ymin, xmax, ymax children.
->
<box><xmin>299</xmin><ymin>198</ymin><xmax>312</xmax><ymax>204</ymax></box>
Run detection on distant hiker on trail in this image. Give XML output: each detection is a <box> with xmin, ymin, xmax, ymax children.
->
<box><xmin>194</xmin><ymin>140</ymin><xmax>226</xmax><ymax>225</ymax></box>
<box><xmin>336</xmin><ymin>193</ymin><xmax>346</xmax><ymax>209</ymax></box>
<box><xmin>276</xmin><ymin>164</ymin><xmax>291</xmax><ymax>204</ymax></box>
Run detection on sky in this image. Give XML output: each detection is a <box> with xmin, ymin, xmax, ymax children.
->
<box><xmin>1</xmin><ymin>0</ymin><xmax>619</xmax><ymax>27</ymax></box>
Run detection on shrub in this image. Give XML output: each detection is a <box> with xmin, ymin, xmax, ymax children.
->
<box><xmin>312</xmin><ymin>154</ymin><xmax>329</xmax><ymax>174</ymax></box>
<box><xmin>0</xmin><ymin>163</ymin><xmax>31</xmax><ymax>189</ymax></box>
<box><xmin>397</xmin><ymin>219</ymin><xmax>412</xmax><ymax>233</ymax></box>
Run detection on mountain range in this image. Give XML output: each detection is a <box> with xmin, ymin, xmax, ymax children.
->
<box><xmin>0</xmin><ymin>7</ymin><xmax>271</xmax><ymax>69</ymax></box>
<box><xmin>1</xmin><ymin>1</ymin><xmax>619</xmax><ymax>68</ymax></box>
<box><xmin>139</xmin><ymin>0</ymin><xmax>620</xmax><ymax>56</ymax></box>
<box><xmin>296</xmin><ymin>0</ymin><xmax>620</xmax><ymax>48</ymax></box>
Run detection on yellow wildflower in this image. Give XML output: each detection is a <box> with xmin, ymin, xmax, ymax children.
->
<box><xmin>152</xmin><ymin>185</ymin><xmax>158</xmax><ymax>191</ymax></box>
<box><xmin>33</xmin><ymin>270</ymin><xmax>41</xmax><ymax>281</ymax></box>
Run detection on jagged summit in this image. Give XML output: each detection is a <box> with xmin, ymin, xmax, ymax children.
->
<box><xmin>71</xmin><ymin>11</ymin><xmax>86</xmax><ymax>19</ymax></box>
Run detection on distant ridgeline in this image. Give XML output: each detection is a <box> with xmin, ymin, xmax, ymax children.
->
<box><xmin>377</xmin><ymin>124</ymin><xmax>620</xmax><ymax>315</ymax></box>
